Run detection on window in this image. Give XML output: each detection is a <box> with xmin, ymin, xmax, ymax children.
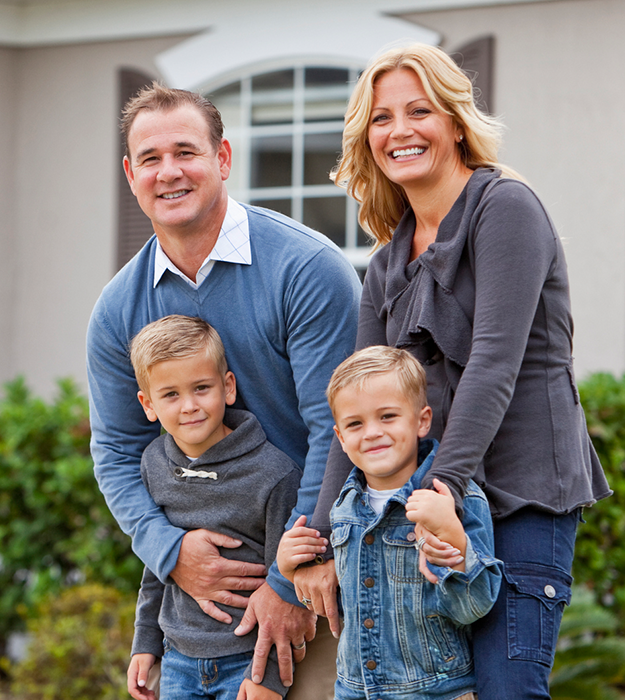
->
<box><xmin>205</xmin><ymin>64</ymin><xmax>371</xmax><ymax>273</ymax></box>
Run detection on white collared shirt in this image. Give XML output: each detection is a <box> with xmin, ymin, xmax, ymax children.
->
<box><xmin>153</xmin><ymin>197</ymin><xmax>251</xmax><ymax>289</ymax></box>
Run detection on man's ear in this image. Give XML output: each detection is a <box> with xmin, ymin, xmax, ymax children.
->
<box><xmin>123</xmin><ymin>156</ymin><xmax>136</xmax><ymax>195</ymax></box>
<box><xmin>137</xmin><ymin>390</ymin><xmax>158</xmax><ymax>423</ymax></box>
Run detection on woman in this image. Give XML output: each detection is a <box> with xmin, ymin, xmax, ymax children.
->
<box><xmin>302</xmin><ymin>43</ymin><xmax>611</xmax><ymax>699</ymax></box>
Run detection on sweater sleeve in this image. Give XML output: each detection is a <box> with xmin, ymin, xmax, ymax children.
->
<box><xmin>131</xmin><ymin>567</ymin><xmax>165</xmax><ymax>657</ymax></box>
<box><xmin>420</xmin><ymin>182</ymin><xmax>558</xmax><ymax>500</ymax></box>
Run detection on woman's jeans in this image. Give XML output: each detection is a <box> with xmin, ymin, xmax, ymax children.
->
<box><xmin>159</xmin><ymin>641</ymin><xmax>253</xmax><ymax>700</ymax></box>
<box><xmin>472</xmin><ymin>507</ymin><xmax>580</xmax><ymax>699</ymax></box>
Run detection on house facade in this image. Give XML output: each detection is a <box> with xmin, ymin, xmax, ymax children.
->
<box><xmin>0</xmin><ymin>0</ymin><xmax>623</xmax><ymax>395</ymax></box>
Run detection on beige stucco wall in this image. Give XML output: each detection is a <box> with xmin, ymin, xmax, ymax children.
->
<box><xmin>0</xmin><ymin>47</ymin><xmax>17</xmax><ymax>384</ymax></box>
<box><xmin>402</xmin><ymin>0</ymin><xmax>625</xmax><ymax>378</ymax></box>
<box><xmin>4</xmin><ymin>34</ymin><xmax>191</xmax><ymax>396</ymax></box>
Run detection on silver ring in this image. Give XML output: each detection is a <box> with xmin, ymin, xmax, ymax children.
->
<box><xmin>292</xmin><ymin>640</ymin><xmax>306</xmax><ymax>650</ymax></box>
<box><xmin>300</xmin><ymin>596</ymin><xmax>312</xmax><ymax>606</ymax></box>
<box><xmin>417</xmin><ymin>537</ymin><xmax>426</xmax><ymax>549</ymax></box>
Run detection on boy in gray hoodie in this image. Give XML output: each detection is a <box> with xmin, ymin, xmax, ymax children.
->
<box><xmin>127</xmin><ymin>314</ymin><xmax>301</xmax><ymax>700</ymax></box>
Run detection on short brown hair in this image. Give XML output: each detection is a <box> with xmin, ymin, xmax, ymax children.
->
<box><xmin>326</xmin><ymin>346</ymin><xmax>427</xmax><ymax>416</ymax></box>
<box><xmin>130</xmin><ymin>315</ymin><xmax>228</xmax><ymax>395</ymax></box>
<box><xmin>121</xmin><ymin>82</ymin><xmax>224</xmax><ymax>157</ymax></box>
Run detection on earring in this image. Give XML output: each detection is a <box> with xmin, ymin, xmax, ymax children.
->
<box><xmin>458</xmin><ymin>134</ymin><xmax>464</xmax><ymax>142</ymax></box>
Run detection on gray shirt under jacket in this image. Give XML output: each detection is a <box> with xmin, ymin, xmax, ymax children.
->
<box><xmin>313</xmin><ymin>168</ymin><xmax>610</xmax><ymax>535</ymax></box>
<box><xmin>131</xmin><ymin>408</ymin><xmax>301</xmax><ymax>696</ymax></box>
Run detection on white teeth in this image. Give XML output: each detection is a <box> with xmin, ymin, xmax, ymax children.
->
<box><xmin>392</xmin><ymin>147</ymin><xmax>425</xmax><ymax>158</ymax></box>
<box><xmin>161</xmin><ymin>190</ymin><xmax>189</xmax><ymax>199</ymax></box>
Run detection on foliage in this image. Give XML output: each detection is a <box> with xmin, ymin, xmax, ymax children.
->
<box><xmin>0</xmin><ymin>377</ymin><xmax>143</xmax><ymax>649</ymax></box>
<box><xmin>551</xmin><ymin>586</ymin><xmax>625</xmax><ymax>699</ymax></box>
<box><xmin>8</xmin><ymin>584</ymin><xmax>136</xmax><ymax>700</ymax></box>
<box><xmin>574</xmin><ymin>372</ymin><xmax>625</xmax><ymax>622</ymax></box>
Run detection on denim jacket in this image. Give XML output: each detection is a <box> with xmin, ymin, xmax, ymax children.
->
<box><xmin>330</xmin><ymin>439</ymin><xmax>501</xmax><ymax>700</ymax></box>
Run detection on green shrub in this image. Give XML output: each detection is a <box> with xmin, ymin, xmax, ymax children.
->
<box><xmin>9</xmin><ymin>584</ymin><xmax>136</xmax><ymax>700</ymax></box>
<box><xmin>0</xmin><ymin>377</ymin><xmax>143</xmax><ymax>650</ymax></box>
<box><xmin>574</xmin><ymin>372</ymin><xmax>625</xmax><ymax>623</ymax></box>
<box><xmin>551</xmin><ymin>586</ymin><xmax>625</xmax><ymax>699</ymax></box>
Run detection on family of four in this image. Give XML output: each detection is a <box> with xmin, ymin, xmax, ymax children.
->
<box><xmin>87</xmin><ymin>43</ymin><xmax>610</xmax><ymax>700</ymax></box>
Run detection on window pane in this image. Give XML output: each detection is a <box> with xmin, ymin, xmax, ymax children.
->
<box><xmin>252</xmin><ymin>69</ymin><xmax>294</xmax><ymax>125</ymax></box>
<box><xmin>305</xmin><ymin>67</ymin><xmax>349</xmax><ymax>87</ymax></box>
<box><xmin>303</xmin><ymin>197</ymin><xmax>346</xmax><ymax>247</ymax></box>
<box><xmin>250</xmin><ymin>198</ymin><xmax>292</xmax><ymax>218</ymax></box>
<box><xmin>251</xmin><ymin>135</ymin><xmax>292</xmax><ymax>188</ymax></box>
<box><xmin>209</xmin><ymin>82</ymin><xmax>242</xmax><ymax>129</ymax></box>
<box><xmin>304</xmin><ymin>132</ymin><xmax>342</xmax><ymax>185</ymax></box>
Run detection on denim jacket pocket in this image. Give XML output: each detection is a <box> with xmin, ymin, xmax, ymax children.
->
<box><xmin>331</xmin><ymin>523</ymin><xmax>352</xmax><ymax>584</ymax></box>
<box><xmin>503</xmin><ymin>562</ymin><xmax>572</xmax><ymax>666</ymax></box>
<box><xmin>382</xmin><ymin>525</ymin><xmax>420</xmax><ymax>583</ymax></box>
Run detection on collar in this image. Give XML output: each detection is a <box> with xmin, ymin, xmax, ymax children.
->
<box><xmin>153</xmin><ymin>197</ymin><xmax>251</xmax><ymax>288</ymax></box>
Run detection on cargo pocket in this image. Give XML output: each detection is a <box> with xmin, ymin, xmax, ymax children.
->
<box><xmin>504</xmin><ymin>562</ymin><xmax>572</xmax><ymax>666</ymax></box>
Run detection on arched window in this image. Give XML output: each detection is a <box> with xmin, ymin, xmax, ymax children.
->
<box><xmin>204</xmin><ymin>63</ymin><xmax>370</xmax><ymax>273</ymax></box>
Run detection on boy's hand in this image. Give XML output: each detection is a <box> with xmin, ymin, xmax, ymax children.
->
<box><xmin>276</xmin><ymin>515</ymin><xmax>328</xmax><ymax>583</ymax></box>
<box><xmin>406</xmin><ymin>479</ymin><xmax>466</xmax><ymax>576</ymax></box>
<box><xmin>236</xmin><ymin>678</ymin><xmax>282</xmax><ymax>700</ymax></box>
<box><xmin>127</xmin><ymin>653</ymin><xmax>157</xmax><ymax>700</ymax></box>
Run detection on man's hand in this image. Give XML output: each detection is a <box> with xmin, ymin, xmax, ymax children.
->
<box><xmin>276</xmin><ymin>515</ymin><xmax>328</xmax><ymax>583</ymax></box>
<box><xmin>127</xmin><ymin>653</ymin><xmax>157</xmax><ymax>700</ymax></box>
<box><xmin>234</xmin><ymin>583</ymin><xmax>316</xmax><ymax>687</ymax></box>
<box><xmin>236</xmin><ymin>678</ymin><xmax>281</xmax><ymax>700</ymax></box>
<box><xmin>293</xmin><ymin>559</ymin><xmax>340</xmax><ymax>639</ymax></box>
<box><xmin>170</xmin><ymin>529</ymin><xmax>267</xmax><ymax>623</ymax></box>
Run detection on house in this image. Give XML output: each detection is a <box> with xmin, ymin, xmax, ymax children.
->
<box><xmin>0</xmin><ymin>0</ymin><xmax>622</xmax><ymax>396</ymax></box>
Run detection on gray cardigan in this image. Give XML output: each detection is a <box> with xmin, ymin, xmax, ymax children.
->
<box><xmin>313</xmin><ymin>168</ymin><xmax>610</xmax><ymax>530</ymax></box>
<box><xmin>132</xmin><ymin>408</ymin><xmax>301</xmax><ymax>696</ymax></box>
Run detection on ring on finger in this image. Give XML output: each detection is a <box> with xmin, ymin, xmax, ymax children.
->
<box><xmin>292</xmin><ymin>640</ymin><xmax>306</xmax><ymax>650</ymax></box>
<box><xmin>301</xmin><ymin>596</ymin><xmax>312</xmax><ymax>606</ymax></box>
<box><xmin>417</xmin><ymin>537</ymin><xmax>426</xmax><ymax>549</ymax></box>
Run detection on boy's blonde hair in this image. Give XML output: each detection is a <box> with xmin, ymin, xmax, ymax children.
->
<box><xmin>326</xmin><ymin>346</ymin><xmax>427</xmax><ymax>415</ymax></box>
<box><xmin>130</xmin><ymin>315</ymin><xmax>227</xmax><ymax>395</ymax></box>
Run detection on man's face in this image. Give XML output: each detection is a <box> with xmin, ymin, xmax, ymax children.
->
<box><xmin>123</xmin><ymin>105</ymin><xmax>232</xmax><ymax>238</ymax></box>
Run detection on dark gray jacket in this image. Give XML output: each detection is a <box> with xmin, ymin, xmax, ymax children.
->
<box><xmin>132</xmin><ymin>408</ymin><xmax>301</xmax><ymax>696</ymax></box>
<box><xmin>314</xmin><ymin>168</ymin><xmax>610</xmax><ymax>528</ymax></box>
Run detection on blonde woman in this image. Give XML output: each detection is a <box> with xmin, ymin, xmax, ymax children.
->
<box><xmin>298</xmin><ymin>43</ymin><xmax>610</xmax><ymax>700</ymax></box>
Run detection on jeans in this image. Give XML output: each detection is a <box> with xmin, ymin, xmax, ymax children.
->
<box><xmin>159</xmin><ymin>641</ymin><xmax>253</xmax><ymax>700</ymax></box>
<box><xmin>472</xmin><ymin>507</ymin><xmax>580</xmax><ymax>700</ymax></box>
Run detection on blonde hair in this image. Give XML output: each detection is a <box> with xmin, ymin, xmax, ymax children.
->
<box><xmin>326</xmin><ymin>346</ymin><xmax>427</xmax><ymax>416</ymax></box>
<box><xmin>130</xmin><ymin>315</ymin><xmax>227</xmax><ymax>395</ymax></box>
<box><xmin>333</xmin><ymin>43</ymin><xmax>522</xmax><ymax>246</ymax></box>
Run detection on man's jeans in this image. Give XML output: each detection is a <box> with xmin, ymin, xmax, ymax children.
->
<box><xmin>159</xmin><ymin>641</ymin><xmax>253</xmax><ymax>699</ymax></box>
<box><xmin>472</xmin><ymin>507</ymin><xmax>580</xmax><ymax>700</ymax></box>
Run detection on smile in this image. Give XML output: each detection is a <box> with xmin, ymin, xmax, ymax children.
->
<box><xmin>160</xmin><ymin>190</ymin><xmax>190</xmax><ymax>199</ymax></box>
<box><xmin>391</xmin><ymin>147</ymin><xmax>425</xmax><ymax>159</ymax></box>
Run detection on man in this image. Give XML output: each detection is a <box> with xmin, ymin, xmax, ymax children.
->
<box><xmin>87</xmin><ymin>83</ymin><xmax>361</xmax><ymax>698</ymax></box>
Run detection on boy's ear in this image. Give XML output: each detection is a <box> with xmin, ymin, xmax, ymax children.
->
<box><xmin>224</xmin><ymin>371</ymin><xmax>236</xmax><ymax>406</ymax></box>
<box><xmin>333</xmin><ymin>424</ymin><xmax>348</xmax><ymax>453</ymax></box>
<box><xmin>417</xmin><ymin>405</ymin><xmax>433</xmax><ymax>438</ymax></box>
<box><xmin>137</xmin><ymin>390</ymin><xmax>158</xmax><ymax>423</ymax></box>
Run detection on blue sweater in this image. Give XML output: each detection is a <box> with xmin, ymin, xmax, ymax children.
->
<box><xmin>87</xmin><ymin>204</ymin><xmax>361</xmax><ymax>603</ymax></box>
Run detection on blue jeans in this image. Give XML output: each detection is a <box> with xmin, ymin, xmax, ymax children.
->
<box><xmin>160</xmin><ymin>640</ymin><xmax>253</xmax><ymax>700</ymax></box>
<box><xmin>472</xmin><ymin>507</ymin><xmax>580</xmax><ymax>700</ymax></box>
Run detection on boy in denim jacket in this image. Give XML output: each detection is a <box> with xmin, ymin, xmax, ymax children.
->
<box><xmin>278</xmin><ymin>346</ymin><xmax>501</xmax><ymax>700</ymax></box>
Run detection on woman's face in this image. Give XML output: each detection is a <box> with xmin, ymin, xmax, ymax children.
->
<box><xmin>367</xmin><ymin>68</ymin><xmax>463</xmax><ymax>194</ymax></box>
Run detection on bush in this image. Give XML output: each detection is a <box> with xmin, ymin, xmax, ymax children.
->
<box><xmin>574</xmin><ymin>372</ymin><xmax>625</xmax><ymax>623</ymax></box>
<box><xmin>9</xmin><ymin>584</ymin><xmax>136</xmax><ymax>700</ymax></box>
<box><xmin>0</xmin><ymin>377</ymin><xmax>143</xmax><ymax>651</ymax></box>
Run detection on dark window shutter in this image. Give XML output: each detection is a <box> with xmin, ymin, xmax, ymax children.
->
<box><xmin>116</xmin><ymin>69</ymin><xmax>156</xmax><ymax>271</ymax></box>
<box><xmin>452</xmin><ymin>36</ymin><xmax>495</xmax><ymax>114</ymax></box>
